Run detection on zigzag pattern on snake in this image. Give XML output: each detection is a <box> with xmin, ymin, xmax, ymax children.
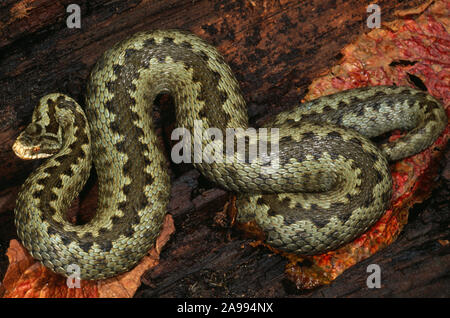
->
<box><xmin>13</xmin><ymin>30</ymin><xmax>447</xmax><ymax>280</ymax></box>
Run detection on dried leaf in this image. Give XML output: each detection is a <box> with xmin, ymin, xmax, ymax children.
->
<box><xmin>1</xmin><ymin>239</ymin><xmax>99</xmax><ymax>298</ymax></box>
<box><xmin>2</xmin><ymin>214</ymin><xmax>175</xmax><ymax>298</ymax></box>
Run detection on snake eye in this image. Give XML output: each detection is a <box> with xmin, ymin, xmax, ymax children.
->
<box><xmin>32</xmin><ymin>146</ymin><xmax>41</xmax><ymax>153</ymax></box>
<box><xmin>26</xmin><ymin>124</ymin><xmax>41</xmax><ymax>136</ymax></box>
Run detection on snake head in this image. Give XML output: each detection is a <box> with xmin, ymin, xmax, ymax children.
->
<box><xmin>12</xmin><ymin>94</ymin><xmax>68</xmax><ymax>160</ymax></box>
<box><xmin>13</xmin><ymin>122</ymin><xmax>62</xmax><ymax>160</ymax></box>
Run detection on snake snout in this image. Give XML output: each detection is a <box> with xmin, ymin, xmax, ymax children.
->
<box><xmin>12</xmin><ymin>139</ymin><xmax>52</xmax><ymax>160</ymax></box>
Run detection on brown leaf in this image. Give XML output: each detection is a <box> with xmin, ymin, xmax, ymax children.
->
<box><xmin>1</xmin><ymin>214</ymin><xmax>175</xmax><ymax>298</ymax></box>
<box><xmin>1</xmin><ymin>239</ymin><xmax>99</xmax><ymax>298</ymax></box>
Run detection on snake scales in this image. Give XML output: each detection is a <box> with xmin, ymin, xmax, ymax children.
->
<box><xmin>13</xmin><ymin>30</ymin><xmax>447</xmax><ymax>280</ymax></box>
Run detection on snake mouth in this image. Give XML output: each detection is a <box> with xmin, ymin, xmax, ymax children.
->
<box><xmin>12</xmin><ymin>141</ymin><xmax>51</xmax><ymax>160</ymax></box>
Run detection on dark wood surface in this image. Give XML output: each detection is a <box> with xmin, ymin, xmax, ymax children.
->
<box><xmin>1</xmin><ymin>0</ymin><xmax>448</xmax><ymax>297</ymax></box>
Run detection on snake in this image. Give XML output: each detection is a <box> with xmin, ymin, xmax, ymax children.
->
<box><xmin>12</xmin><ymin>29</ymin><xmax>447</xmax><ymax>280</ymax></box>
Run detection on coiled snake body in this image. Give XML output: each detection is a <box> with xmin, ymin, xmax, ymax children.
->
<box><xmin>13</xmin><ymin>30</ymin><xmax>447</xmax><ymax>280</ymax></box>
